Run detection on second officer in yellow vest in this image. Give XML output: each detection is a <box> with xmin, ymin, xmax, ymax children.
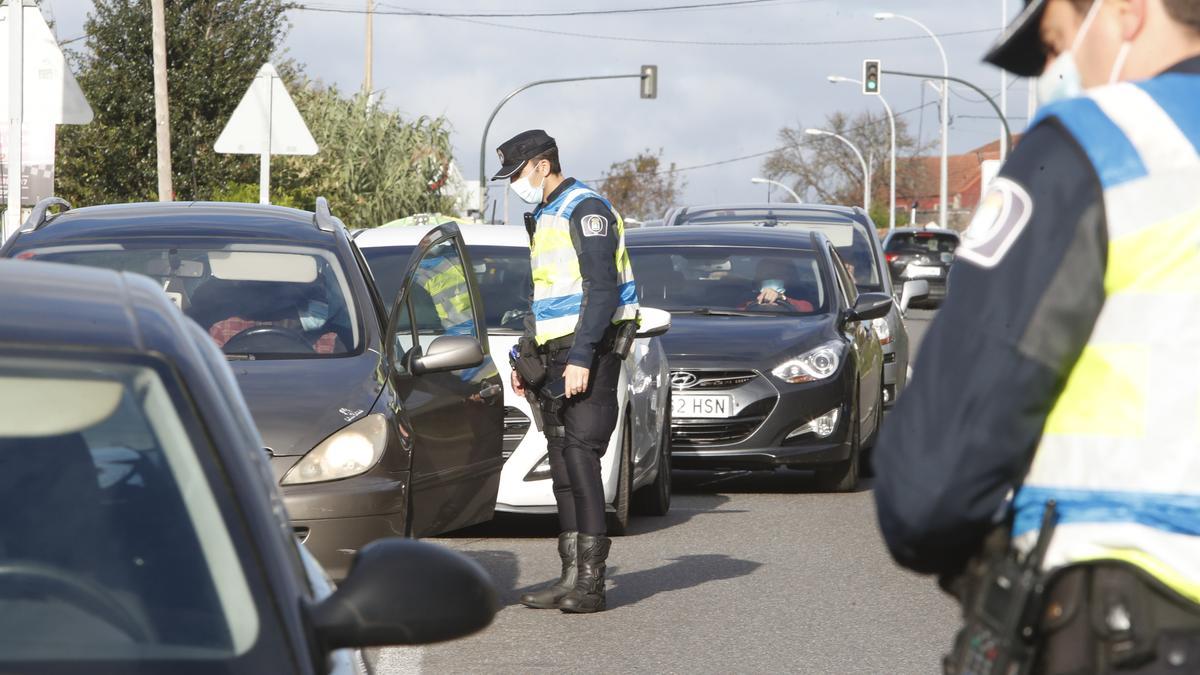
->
<box><xmin>495</xmin><ymin>130</ymin><xmax>639</xmax><ymax>614</ymax></box>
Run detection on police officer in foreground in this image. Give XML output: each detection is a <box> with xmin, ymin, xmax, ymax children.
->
<box><xmin>874</xmin><ymin>0</ymin><xmax>1200</xmax><ymax>672</ymax></box>
<box><xmin>495</xmin><ymin>130</ymin><xmax>639</xmax><ymax>614</ymax></box>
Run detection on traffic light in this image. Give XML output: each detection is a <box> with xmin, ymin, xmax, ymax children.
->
<box><xmin>863</xmin><ymin>59</ymin><xmax>881</xmax><ymax>96</ymax></box>
<box><xmin>641</xmin><ymin>65</ymin><xmax>658</xmax><ymax>100</ymax></box>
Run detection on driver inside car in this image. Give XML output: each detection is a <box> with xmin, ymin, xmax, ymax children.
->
<box><xmin>199</xmin><ymin>279</ymin><xmax>344</xmax><ymax>355</ymax></box>
<box><xmin>743</xmin><ymin>259</ymin><xmax>813</xmax><ymax>312</ymax></box>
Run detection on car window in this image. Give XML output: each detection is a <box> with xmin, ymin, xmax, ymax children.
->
<box><xmin>628</xmin><ymin>245</ymin><xmax>829</xmax><ymax>316</ymax></box>
<box><xmin>22</xmin><ymin>244</ymin><xmax>361</xmax><ymax>359</ymax></box>
<box><xmin>0</xmin><ymin>355</ymin><xmax>259</xmax><ymax>660</ymax></box>
<box><xmin>392</xmin><ymin>296</ymin><xmax>416</xmax><ymax>374</ymax></box>
<box><xmin>411</xmin><ymin>238</ymin><xmax>477</xmax><ymax>342</ymax></box>
<box><xmin>363</xmin><ymin>244</ymin><xmax>531</xmax><ymax>334</ymax></box>
<box><xmin>885</xmin><ymin>232</ymin><xmax>960</xmax><ymax>254</ymax></box>
<box><xmin>672</xmin><ymin>212</ymin><xmax>884</xmax><ymax>292</ymax></box>
<box><xmin>830</xmin><ymin>247</ymin><xmax>858</xmax><ymax>306</ymax></box>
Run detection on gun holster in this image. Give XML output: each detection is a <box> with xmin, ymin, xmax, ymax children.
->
<box><xmin>611</xmin><ymin>316</ymin><xmax>639</xmax><ymax>360</ymax></box>
<box><xmin>510</xmin><ymin>336</ymin><xmax>547</xmax><ymax>389</ymax></box>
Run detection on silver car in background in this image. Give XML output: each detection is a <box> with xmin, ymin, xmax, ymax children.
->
<box><xmin>663</xmin><ymin>204</ymin><xmax>926</xmax><ymax>407</ymax></box>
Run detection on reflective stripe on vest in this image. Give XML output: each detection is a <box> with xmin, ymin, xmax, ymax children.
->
<box><xmin>529</xmin><ymin>183</ymin><xmax>639</xmax><ymax>345</ymax></box>
<box><xmin>415</xmin><ymin>256</ymin><xmax>475</xmax><ymax>337</ymax></box>
<box><xmin>1014</xmin><ymin>74</ymin><xmax>1200</xmax><ymax>604</ymax></box>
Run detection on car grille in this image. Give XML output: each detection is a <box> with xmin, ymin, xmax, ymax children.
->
<box><xmin>503</xmin><ymin>407</ymin><xmax>531</xmax><ymax>459</ymax></box>
<box><xmin>671</xmin><ymin>399</ymin><xmax>774</xmax><ymax>447</ymax></box>
<box><xmin>670</xmin><ymin>369</ymin><xmax>758</xmax><ymax>391</ymax></box>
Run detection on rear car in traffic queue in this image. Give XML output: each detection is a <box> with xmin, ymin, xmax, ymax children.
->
<box><xmin>0</xmin><ymin>198</ymin><xmax>506</xmax><ymax>579</ymax></box>
<box><xmin>355</xmin><ymin>221</ymin><xmax>673</xmax><ymax>534</ymax></box>
<box><xmin>627</xmin><ymin>226</ymin><xmax>891</xmax><ymax>491</ymax></box>
<box><xmin>0</xmin><ymin>260</ymin><xmax>497</xmax><ymax>673</ymax></box>
<box><xmin>664</xmin><ymin>204</ymin><xmax>926</xmax><ymax>407</ymax></box>
<box><xmin>880</xmin><ymin>227</ymin><xmax>960</xmax><ymax>308</ymax></box>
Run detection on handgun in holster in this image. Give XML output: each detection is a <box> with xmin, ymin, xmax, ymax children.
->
<box><xmin>944</xmin><ymin>500</ymin><xmax>1060</xmax><ymax>675</ymax></box>
<box><xmin>509</xmin><ymin>337</ymin><xmax>558</xmax><ymax>432</ymax></box>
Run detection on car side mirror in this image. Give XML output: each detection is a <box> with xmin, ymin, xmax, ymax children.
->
<box><xmin>846</xmin><ymin>292</ymin><xmax>894</xmax><ymax>323</ymax></box>
<box><xmin>899</xmin><ymin>280</ymin><xmax>930</xmax><ymax>315</ymax></box>
<box><xmin>309</xmin><ymin>538</ymin><xmax>498</xmax><ymax>650</ymax></box>
<box><xmin>635</xmin><ymin>307</ymin><xmax>671</xmax><ymax>338</ymax></box>
<box><xmin>411</xmin><ymin>335</ymin><xmax>484</xmax><ymax>375</ymax></box>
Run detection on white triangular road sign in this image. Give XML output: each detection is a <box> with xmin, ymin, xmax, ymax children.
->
<box><xmin>215</xmin><ymin>63</ymin><xmax>317</xmax><ymax>156</ymax></box>
<box><xmin>0</xmin><ymin>3</ymin><xmax>93</xmax><ymax>124</ymax></box>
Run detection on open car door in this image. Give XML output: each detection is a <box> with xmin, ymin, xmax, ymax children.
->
<box><xmin>384</xmin><ymin>223</ymin><xmax>505</xmax><ymax>537</ymax></box>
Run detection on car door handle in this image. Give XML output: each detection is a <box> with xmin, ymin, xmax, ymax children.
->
<box><xmin>479</xmin><ymin>383</ymin><xmax>503</xmax><ymax>400</ymax></box>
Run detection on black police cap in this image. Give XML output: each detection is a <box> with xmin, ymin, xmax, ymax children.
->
<box><xmin>492</xmin><ymin>130</ymin><xmax>557</xmax><ymax>181</ymax></box>
<box><xmin>985</xmin><ymin>0</ymin><xmax>1049</xmax><ymax>78</ymax></box>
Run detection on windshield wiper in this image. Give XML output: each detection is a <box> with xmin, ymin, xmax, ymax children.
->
<box><xmin>676</xmin><ymin>308</ymin><xmax>767</xmax><ymax>318</ymax></box>
<box><xmin>225</xmin><ymin>353</ymin><xmax>257</xmax><ymax>361</ymax></box>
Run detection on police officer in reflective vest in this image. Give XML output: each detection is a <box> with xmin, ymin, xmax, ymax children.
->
<box><xmin>874</xmin><ymin>1</ymin><xmax>1200</xmax><ymax>672</ymax></box>
<box><xmin>494</xmin><ymin>130</ymin><xmax>639</xmax><ymax>614</ymax></box>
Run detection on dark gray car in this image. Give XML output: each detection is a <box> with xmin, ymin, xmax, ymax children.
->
<box><xmin>1</xmin><ymin>198</ymin><xmax>506</xmax><ymax>579</ymax></box>
<box><xmin>663</xmin><ymin>204</ymin><xmax>929</xmax><ymax>407</ymax></box>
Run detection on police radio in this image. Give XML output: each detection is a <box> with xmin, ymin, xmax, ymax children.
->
<box><xmin>945</xmin><ymin>501</ymin><xmax>1059</xmax><ymax>675</ymax></box>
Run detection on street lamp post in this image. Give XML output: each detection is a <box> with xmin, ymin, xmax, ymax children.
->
<box><xmin>875</xmin><ymin>12</ymin><xmax>949</xmax><ymax>229</ymax></box>
<box><xmin>805</xmin><ymin>129</ymin><xmax>869</xmax><ymax>212</ymax></box>
<box><xmin>750</xmin><ymin>177</ymin><xmax>802</xmax><ymax>204</ymax></box>
<box><xmin>828</xmin><ymin>75</ymin><xmax>895</xmax><ymax>231</ymax></box>
<box><xmin>478</xmin><ymin>71</ymin><xmax>650</xmax><ymax>219</ymax></box>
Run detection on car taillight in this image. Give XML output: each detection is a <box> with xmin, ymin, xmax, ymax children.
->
<box><xmin>15</xmin><ymin>252</ymin><xmax>34</xmax><ymax>260</ymax></box>
<box><xmin>885</xmin><ymin>253</ymin><xmax>899</xmax><ymax>263</ymax></box>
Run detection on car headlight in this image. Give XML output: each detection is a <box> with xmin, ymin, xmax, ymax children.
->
<box><xmin>282</xmin><ymin>414</ymin><xmax>388</xmax><ymax>485</ymax></box>
<box><xmin>872</xmin><ymin>317</ymin><xmax>893</xmax><ymax>345</ymax></box>
<box><xmin>786</xmin><ymin>408</ymin><xmax>841</xmax><ymax>440</ymax></box>
<box><xmin>524</xmin><ymin>454</ymin><xmax>552</xmax><ymax>482</ymax></box>
<box><xmin>771</xmin><ymin>341</ymin><xmax>843</xmax><ymax>384</ymax></box>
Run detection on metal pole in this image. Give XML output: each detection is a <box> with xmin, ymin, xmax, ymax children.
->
<box><xmin>478</xmin><ymin>73</ymin><xmax>642</xmax><ymax>216</ymax></box>
<box><xmin>364</xmin><ymin>0</ymin><xmax>374</xmax><ymax>94</ymax></box>
<box><xmin>750</xmin><ymin>178</ymin><xmax>801</xmax><ymax>203</ymax></box>
<box><xmin>828</xmin><ymin>76</ymin><xmax>896</xmax><ymax>230</ymax></box>
<box><xmin>259</xmin><ymin>71</ymin><xmax>272</xmax><ymax>204</ymax></box>
<box><xmin>808</xmin><ymin>130</ymin><xmax>868</xmax><ymax>212</ymax></box>
<box><xmin>5</xmin><ymin>0</ymin><xmax>21</xmax><ymax>237</ymax></box>
<box><xmin>999</xmin><ymin>0</ymin><xmax>1009</xmax><ymax>162</ymax></box>
<box><xmin>883</xmin><ymin>69</ymin><xmax>1013</xmax><ymax>152</ymax></box>
<box><xmin>151</xmin><ymin>0</ymin><xmax>173</xmax><ymax>201</ymax></box>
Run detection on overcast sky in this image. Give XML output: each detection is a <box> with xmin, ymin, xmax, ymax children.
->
<box><xmin>45</xmin><ymin>0</ymin><xmax>1031</xmax><ymax>219</ymax></box>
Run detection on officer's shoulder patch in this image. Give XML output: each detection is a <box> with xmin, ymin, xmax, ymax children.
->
<box><xmin>957</xmin><ymin>177</ymin><xmax>1034</xmax><ymax>269</ymax></box>
<box><xmin>581</xmin><ymin>213</ymin><xmax>609</xmax><ymax>238</ymax></box>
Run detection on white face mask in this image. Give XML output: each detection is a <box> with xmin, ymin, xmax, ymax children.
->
<box><xmin>510</xmin><ymin>164</ymin><xmax>546</xmax><ymax>204</ymax></box>
<box><xmin>299</xmin><ymin>300</ymin><xmax>329</xmax><ymax>332</ymax></box>
<box><xmin>1036</xmin><ymin>0</ymin><xmax>1104</xmax><ymax>106</ymax></box>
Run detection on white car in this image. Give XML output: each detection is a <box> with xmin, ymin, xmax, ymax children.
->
<box><xmin>355</xmin><ymin>222</ymin><xmax>672</xmax><ymax>533</ymax></box>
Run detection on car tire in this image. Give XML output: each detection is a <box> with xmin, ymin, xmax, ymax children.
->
<box><xmin>607</xmin><ymin>411</ymin><xmax>633</xmax><ymax>535</ymax></box>
<box><xmin>816</xmin><ymin>400</ymin><xmax>860</xmax><ymax>493</ymax></box>
<box><xmin>860</xmin><ymin>383</ymin><xmax>884</xmax><ymax>478</ymax></box>
<box><xmin>634</xmin><ymin>395</ymin><xmax>672</xmax><ymax>517</ymax></box>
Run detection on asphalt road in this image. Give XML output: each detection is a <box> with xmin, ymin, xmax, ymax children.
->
<box><xmin>378</xmin><ymin>310</ymin><xmax>951</xmax><ymax>675</ymax></box>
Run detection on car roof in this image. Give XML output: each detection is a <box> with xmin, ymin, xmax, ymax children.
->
<box><xmin>355</xmin><ymin>221</ymin><xmax>528</xmax><ymax>248</ymax></box>
<box><xmin>8</xmin><ymin>201</ymin><xmax>342</xmax><ymax>249</ymax></box>
<box><xmin>0</xmin><ymin>259</ymin><xmax>206</xmax><ymax>357</ymax></box>
<box><xmin>672</xmin><ymin>202</ymin><xmax>866</xmax><ymax>223</ymax></box>
<box><xmin>883</xmin><ymin>227</ymin><xmax>960</xmax><ymax>237</ymax></box>
<box><xmin>626</xmin><ymin>225</ymin><xmax>822</xmax><ymax>250</ymax></box>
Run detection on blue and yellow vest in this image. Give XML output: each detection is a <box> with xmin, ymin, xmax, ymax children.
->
<box><xmin>1014</xmin><ymin>72</ymin><xmax>1200</xmax><ymax>604</ymax></box>
<box><xmin>529</xmin><ymin>183</ymin><xmax>639</xmax><ymax>345</ymax></box>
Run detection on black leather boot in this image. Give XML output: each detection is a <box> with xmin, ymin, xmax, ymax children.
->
<box><xmin>519</xmin><ymin>531</ymin><xmax>577</xmax><ymax>609</ymax></box>
<box><xmin>558</xmin><ymin>533</ymin><xmax>611</xmax><ymax>614</ymax></box>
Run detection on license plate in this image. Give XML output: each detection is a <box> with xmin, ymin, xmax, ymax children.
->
<box><xmin>905</xmin><ymin>265</ymin><xmax>943</xmax><ymax>279</ymax></box>
<box><xmin>673</xmin><ymin>394</ymin><xmax>734</xmax><ymax>419</ymax></box>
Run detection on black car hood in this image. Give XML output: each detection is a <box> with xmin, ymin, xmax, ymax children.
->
<box><xmin>228</xmin><ymin>352</ymin><xmax>385</xmax><ymax>457</ymax></box>
<box><xmin>660</xmin><ymin>313</ymin><xmax>838</xmax><ymax>364</ymax></box>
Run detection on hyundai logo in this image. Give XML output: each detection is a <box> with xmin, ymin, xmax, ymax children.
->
<box><xmin>670</xmin><ymin>371</ymin><xmax>699</xmax><ymax>390</ymax></box>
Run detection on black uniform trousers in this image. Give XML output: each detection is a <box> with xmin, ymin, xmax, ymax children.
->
<box><xmin>540</xmin><ymin>346</ymin><xmax>621</xmax><ymax>536</ymax></box>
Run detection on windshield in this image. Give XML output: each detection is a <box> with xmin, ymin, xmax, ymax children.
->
<box><xmin>0</xmin><ymin>355</ymin><xmax>260</xmax><ymax>661</ymax></box>
<box><xmin>885</xmin><ymin>232</ymin><xmax>960</xmax><ymax>254</ymax></box>
<box><xmin>363</xmin><ymin>244</ymin><xmax>531</xmax><ymax>333</ymax></box>
<box><xmin>628</xmin><ymin>245</ymin><xmax>830</xmax><ymax>316</ymax></box>
<box><xmin>22</xmin><ymin>245</ymin><xmax>360</xmax><ymax>359</ymax></box>
<box><xmin>674</xmin><ymin>212</ymin><xmax>883</xmax><ymax>292</ymax></box>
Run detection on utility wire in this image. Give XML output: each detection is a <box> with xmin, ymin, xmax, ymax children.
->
<box><xmin>301</xmin><ymin>0</ymin><xmax>792</xmax><ymax>18</ymax></box>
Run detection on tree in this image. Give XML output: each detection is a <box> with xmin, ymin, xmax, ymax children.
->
<box><xmin>599</xmin><ymin>149</ymin><xmax>685</xmax><ymax>221</ymax></box>
<box><xmin>763</xmin><ymin>111</ymin><xmax>929</xmax><ymax>226</ymax></box>
<box><xmin>57</xmin><ymin>0</ymin><xmax>294</xmax><ymax>203</ymax></box>
<box><xmin>269</xmin><ymin>85</ymin><xmax>456</xmax><ymax>228</ymax></box>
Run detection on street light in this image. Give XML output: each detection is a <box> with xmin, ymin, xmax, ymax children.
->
<box><xmin>828</xmin><ymin>74</ymin><xmax>896</xmax><ymax>231</ymax></box>
<box><xmin>478</xmin><ymin>69</ymin><xmax>656</xmax><ymax>219</ymax></box>
<box><xmin>750</xmin><ymin>177</ymin><xmax>802</xmax><ymax>204</ymax></box>
<box><xmin>875</xmin><ymin>12</ymin><xmax>949</xmax><ymax>229</ymax></box>
<box><xmin>805</xmin><ymin>129</ymin><xmax>869</xmax><ymax>212</ymax></box>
